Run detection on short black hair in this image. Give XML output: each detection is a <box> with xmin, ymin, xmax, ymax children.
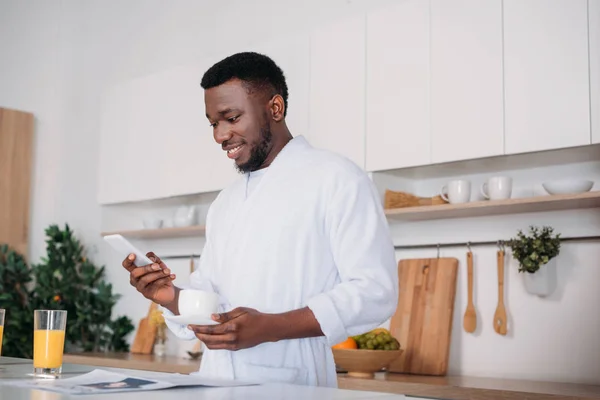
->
<box><xmin>200</xmin><ymin>52</ymin><xmax>289</xmax><ymax>116</ymax></box>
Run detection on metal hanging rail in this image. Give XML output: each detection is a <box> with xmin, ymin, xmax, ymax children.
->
<box><xmin>154</xmin><ymin>235</ymin><xmax>600</xmax><ymax>260</ymax></box>
<box><xmin>393</xmin><ymin>234</ymin><xmax>600</xmax><ymax>251</ymax></box>
<box><xmin>160</xmin><ymin>254</ymin><xmax>200</xmax><ymax>260</ymax></box>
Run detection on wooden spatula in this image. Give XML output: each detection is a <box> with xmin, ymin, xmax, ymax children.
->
<box><xmin>463</xmin><ymin>250</ymin><xmax>477</xmax><ymax>333</ymax></box>
<box><xmin>493</xmin><ymin>249</ymin><xmax>508</xmax><ymax>335</ymax></box>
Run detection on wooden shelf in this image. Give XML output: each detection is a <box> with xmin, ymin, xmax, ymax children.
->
<box><xmin>101</xmin><ymin>225</ymin><xmax>206</xmax><ymax>239</ymax></box>
<box><xmin>384</xmin><ymin>191</ymin><xmax>600</xmax><ymax>221</ymax></box>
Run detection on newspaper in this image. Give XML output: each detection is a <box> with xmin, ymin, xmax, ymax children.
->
<box><xmin>4</xmin><ymin>369</ymin><xmax>259</xmax><ymax>395</ymax></box>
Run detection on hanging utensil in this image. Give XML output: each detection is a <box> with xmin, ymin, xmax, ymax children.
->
<box><xmin>463</xmin><ymin>244</ymin><xmax>476</xmax><ymax>333</ymax></box>
<box><xmin>493</xmin><ymin>242</ymin><xmax>508</xmax><ymax>335</ymax></box>
<box><xmin>189</xmin><ymin>255</ymin><xmax>195</xmax><ymax>274</ymax></box>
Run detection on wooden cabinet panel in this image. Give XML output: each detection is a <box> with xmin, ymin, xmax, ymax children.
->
<box><xmin>0</xmin><ymin>108</ymin><xmax>34</xmax><ymax>256</ymax></box>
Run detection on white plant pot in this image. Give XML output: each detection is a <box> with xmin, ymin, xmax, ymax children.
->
<box><xmin>523</xmin><ymin>257</ymin><xmax>557</xmax><ymax>297</ymax></box>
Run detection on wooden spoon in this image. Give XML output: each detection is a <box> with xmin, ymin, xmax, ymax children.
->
<box><xmin>493</xmin><ymin>249</ymin><xmax>508</xmax><ymax>335</ymax></box>
<box><xmin>463</xmin><ymin>251</ymin><xmax>477</xmax><ymax>333</ymax></box>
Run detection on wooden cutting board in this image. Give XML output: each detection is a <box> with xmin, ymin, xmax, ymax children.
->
<box><xmin>388</xmin><ymin>257</ymin><xmax>458</xmax><ymax>376</ymax></box>
<box><xmin>131</xmin><ymin>302</ymin><xmax>158</xmax><ymax>354</ymax></box>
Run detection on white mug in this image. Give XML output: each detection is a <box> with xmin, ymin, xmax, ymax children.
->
<box><xmin>178</xmin><ymin>289</ymin><xmax>219</xmax><ymax>317</ymax></box>
<box><xmin>440</xmin><ymin>180</ymin><xmax>471</xmax><ymax>204</ymax></box>
<box><xmin>481</xmin><ymin>176</ymin><xmax>512</xmax><ymax>200</ymax></box>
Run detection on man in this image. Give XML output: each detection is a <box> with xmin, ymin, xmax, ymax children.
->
<box><xmin>122</xmin><ymin>52</ymin><xmax>398</xmax><ymax>387</ymax></box>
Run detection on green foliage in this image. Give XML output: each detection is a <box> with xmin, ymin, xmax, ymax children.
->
<box><xmin>508</xmin><ymin>226</ymin><xmax>561</xmax><ymax>274</ymax></box>
<box><xmin>0</xmin><ymin>224</ymin><xmax>134</xmax><ymax>358</ymax></box>
<box><xmin>0</xmin><ymin>245</ymin><xmax>35</xmax><ymax>358</ymax></box>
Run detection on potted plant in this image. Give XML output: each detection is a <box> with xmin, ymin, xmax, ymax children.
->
<box><xmin>507</xmin><ymin>226</ymin><xmax>561</xmax><ymax>297</ymax></box>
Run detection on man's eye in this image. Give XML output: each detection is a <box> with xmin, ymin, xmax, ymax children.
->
<box><xmin>209</xmin><ymin>122</ymin><xmax>217</xmax><ymax>128</ymax></box>
<box><xmin>228</xmin><ymin>116</ymin><xmax>239</xmax><ymax>123</ymax></box>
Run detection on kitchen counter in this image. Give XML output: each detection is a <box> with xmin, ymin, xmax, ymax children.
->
<box><xmin>0</xmin><ymin>358</ymin><xmax>415</xmax><ymax>400</ymax></box>
<box><xmin>338</xmin><ymin>372</ymin><xmax>600</xmax><ymax>400</ymax></box>
<box><xmin>58</xmin><ymin>353</ymin><xmax>600</xmax><ymax>400</ymax></box>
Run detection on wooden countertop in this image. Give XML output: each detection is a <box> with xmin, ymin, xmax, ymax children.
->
<box><xmin>64</xmin><ymin>353</ymin><xmax>600</xmax><ymax>399</ymax></box>
<box><xmin>63</xmin><ymin>352</ymin><xmax>201</xmax><ymax>374</ymax></box>
<box><xmin>338</xmin><ymin>372</ymin><xmax>600</xmax><ymax>400</ymax></box>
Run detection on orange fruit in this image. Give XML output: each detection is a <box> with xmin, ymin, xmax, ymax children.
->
<box><xmin>332</xmin><ymin>337</ymin><xmax>358</xmax><ymax>349</ymax></box>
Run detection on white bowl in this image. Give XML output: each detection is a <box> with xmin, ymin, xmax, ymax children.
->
<box><xmin>542</xmin><ymin>180</ymin><xmax>594</xmax><ymax>195</ymax></box>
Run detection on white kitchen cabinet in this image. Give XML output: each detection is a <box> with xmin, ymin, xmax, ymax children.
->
<box><xmin>97</xmin><ymin>76</ymin><xmax>169</xmax><ymax>204</ymax></box>
<box><xmin>250</xmin><ymin>33</ymin><xmax>310</xmax><ymax>139</ymax></box>
<box><xmin>160</xmin><ymin>57</ymin><xmax>239</xmax><ymax>198</ymax></box>
<box><xmin>591</xmin><ymin>0</ymin><xmax>600</xmax><ymax>144</ymax></box>
<box><xmin>309</xmin><ymin>14</ymin><xmax>365</xmax><ymax>169</ymax></box>
<box><xmin>430</xmin><ymin>0</ymin><xmax>504</xmax><ymax>163</ymax></box>
<box><xmin>97</xmin><ymin>55</ymin><xmax>240</xmax><ymax>205</ymax></box>
<box><xmin>366</xmin><ymin>0</ymin><xmax>430</xmax><ymax>171</ymax></box>
<box><xmin>503</xmin><ymin>0</ymin><xmax>590</xmax><ymax>154</ymax></box>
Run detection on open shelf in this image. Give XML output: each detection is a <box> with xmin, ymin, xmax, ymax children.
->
<box><xmin>101</xmin><ymin>192</ymin><xmax>600</xmax><ymax>238</ymax></box>
<box><xmin>101</xmin><ymin>225</ymin><xmax>206</xmax><ymax>239</ymax></box>
<box><xmin>384</xmin><ymin>191</ymin><xmax>600</xmax><ymax>221</ymax></box>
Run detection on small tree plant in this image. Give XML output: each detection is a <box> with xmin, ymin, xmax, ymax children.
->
<box><xmin>507</xmin><ymin>226</ymin><xmax>561</xmax><ymax>273</ymax></box>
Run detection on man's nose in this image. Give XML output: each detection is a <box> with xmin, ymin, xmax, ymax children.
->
<box><xmin>214</xmin><ymin>125</ymin><xmax>232</xmax><ymax>145</ymax></box>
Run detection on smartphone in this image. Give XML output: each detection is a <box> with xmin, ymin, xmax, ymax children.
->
<box><xmin>103</xmin><ymin>234</ymin><xmax>153</xmax><ymax>267</ymax></box>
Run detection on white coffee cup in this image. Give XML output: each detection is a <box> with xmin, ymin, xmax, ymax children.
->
<box><xmin>440</xmin><ymin>180</ymin><xmax>471</xmax><ymax>204</ymax></box>
<box><xmin>481</xmin><ymin>176</ymin><xmax>512</xmax><ymax>200</ymax></box>
<box><xmin>178</xmin><ymin>289</ymin><xmax>219</xmax><ymax>317</ymax></box>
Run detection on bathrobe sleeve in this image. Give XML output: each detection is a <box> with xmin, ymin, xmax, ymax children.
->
<box><xmin>162</xmin><ymin>210</ymin><xmax>219</xmax><ymax>340</ymax></box>
<box><xmin>307</xmin><ymin>173</ymin><xmax>399</xmax><ymax>346</ymax></box>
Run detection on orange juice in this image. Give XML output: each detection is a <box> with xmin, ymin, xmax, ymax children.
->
<box><xmin>33</xmin><ymin>329</ymin><xmax>65</xmax><ymax>369</ymax></box>
<box><xmin>0</xmin><ymin>325</ymin><xmax>3</xmax><ymax>356</ymax></box>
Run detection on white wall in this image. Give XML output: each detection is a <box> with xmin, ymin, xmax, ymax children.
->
<box><xmin>377</xmin><ymin>160</ymin><xmax>600</xmax><ymax>384</ymax></box>
<box><xmin>1</xmin><ymin>0</ymin><xmax>598</xmax><ymax>386</ymax></box>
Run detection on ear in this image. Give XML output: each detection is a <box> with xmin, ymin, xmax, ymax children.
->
<box><xmin>268</xmin><ymin>94</ymin><xmax>285</xmax><ymax>122</ymax></box>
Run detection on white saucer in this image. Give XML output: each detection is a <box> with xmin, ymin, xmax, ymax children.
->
<box><xmin>163</xmin><ymin>314</ymin><xmax>219</xmax><ymax>326</ymax></box>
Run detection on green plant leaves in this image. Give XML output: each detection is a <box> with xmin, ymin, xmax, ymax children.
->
<box><xmin>507</xmin><ymin>226</ymin><xmax>561</xmax><ymax>273</ymax></box>
<box><xmin>0</xmin><ymin>224</ymin><xmax>134</xmax><ymax>358</ymax></box>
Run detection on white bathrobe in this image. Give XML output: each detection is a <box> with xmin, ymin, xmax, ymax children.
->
<box><xmin>163</xmin><ymin>135</ymin><xmax>398</xmax><ymax>387</ymax></box>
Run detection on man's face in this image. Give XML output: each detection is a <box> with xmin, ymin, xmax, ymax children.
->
<box><xmin>205</xmin><ymin>79</ymin><xmax>273</xmax><ymax>173</ymax></box>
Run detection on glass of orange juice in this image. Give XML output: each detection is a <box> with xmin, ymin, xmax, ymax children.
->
<box><xmin>33</xmin><ymin>310</ymin><xmax>67</xmax><ymax>377</ymax></box>
<box><xmin>0</xmin><ymin>308</ymin><xmax>4</xmax><ymax>356</ymax></box>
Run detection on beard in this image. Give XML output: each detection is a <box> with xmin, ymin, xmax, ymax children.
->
<box><xmin>235</xmin><ymin>123</ymin><xmax>273</xmax><ymax>173</ymax></box>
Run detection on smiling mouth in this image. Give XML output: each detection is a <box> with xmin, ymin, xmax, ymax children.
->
<box><xmin>226</xmin><ymin>144</ymin><xmax>244</xmax><ymax>160</ymax></box>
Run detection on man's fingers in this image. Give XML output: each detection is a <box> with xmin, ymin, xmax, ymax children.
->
<box><xmin>214</xmin><ymin>307</ymin><xmax>248</xmax><ymax>323</ymax></box>
<box><xmin>130</xmin><ymin>263</ymin><xmax>171</xmax><ymax>280</ymax></box>
<box><xmin>146</xmin><ymin>252</ymin><xmax>168</xmax><ymax>268</ymax></box>
<box><xmin>121</xmin><ymin>254</ymin><xmax>137</xmax><ymax>272</ymax></box>
<box><xmin>136</xmin><ymin>271</ymin><xmax>172</xmax><ymax>288</ymax></box>
<box><xmin>193</xmin><ymin>333</ymin><xmax>238</xmax><ymax>350</ymax></box>
<box><xmin>188</xmin><ymin>322</ymin><xmax>236</xmax><ymax>335</ymax></box>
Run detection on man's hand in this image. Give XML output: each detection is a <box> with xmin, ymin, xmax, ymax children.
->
<box><xmin>188</xmin><ymin>306</ymin><xmax>324</xmax><ymax>351</ymax></box>
<box><xmin>122</xmin><ymin>252</ymin><xmax>180</xmax><ymax>313</ymax></box>
<box><xmin>188</xmin><ymin>307</ymin><xmax>275</xmax><ymax>351</ymax></box>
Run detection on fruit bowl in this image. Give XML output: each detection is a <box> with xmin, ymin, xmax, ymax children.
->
<box><xmin>333</xmin><ymin>348</ymin><xmax>403</xmax><ymax>379</ymax></box>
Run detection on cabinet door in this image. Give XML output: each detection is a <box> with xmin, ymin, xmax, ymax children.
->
<box><xmin>591</xmin><ymin>0</ymin><xmax>600</xmax><ymax>144</ymax></box>
<box><xmin>161</xmin><ymin>58</ymin><xmax>239</xmax><ymax>198</ymax></box>
<box><xmin>366</xmin><ymin>0</ymin><xmax>430</xmax><ymax>171</ymax></box>
<box><xmin>251</xmin><ymin>33</ymin><xmax>310</xmax><ymax>139</ymax></box>
<box><xmin>97</xmin><ymin>77</ymin><xmax>167</xmax><ymax>204</ymax></box>
<box><xmin>503</xmin><ymin>0</ymin><xmax>590</xmax><ymax>154</ymax></box>
<box><xmin>430</xmin><ymin>0</ymin><xmax>503</xmax><ymax>163</ymax></box>
<box><xmin>309</xmin><ymin>14</ymin><xmax>365</xmax><ymax>169</ymax></box>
